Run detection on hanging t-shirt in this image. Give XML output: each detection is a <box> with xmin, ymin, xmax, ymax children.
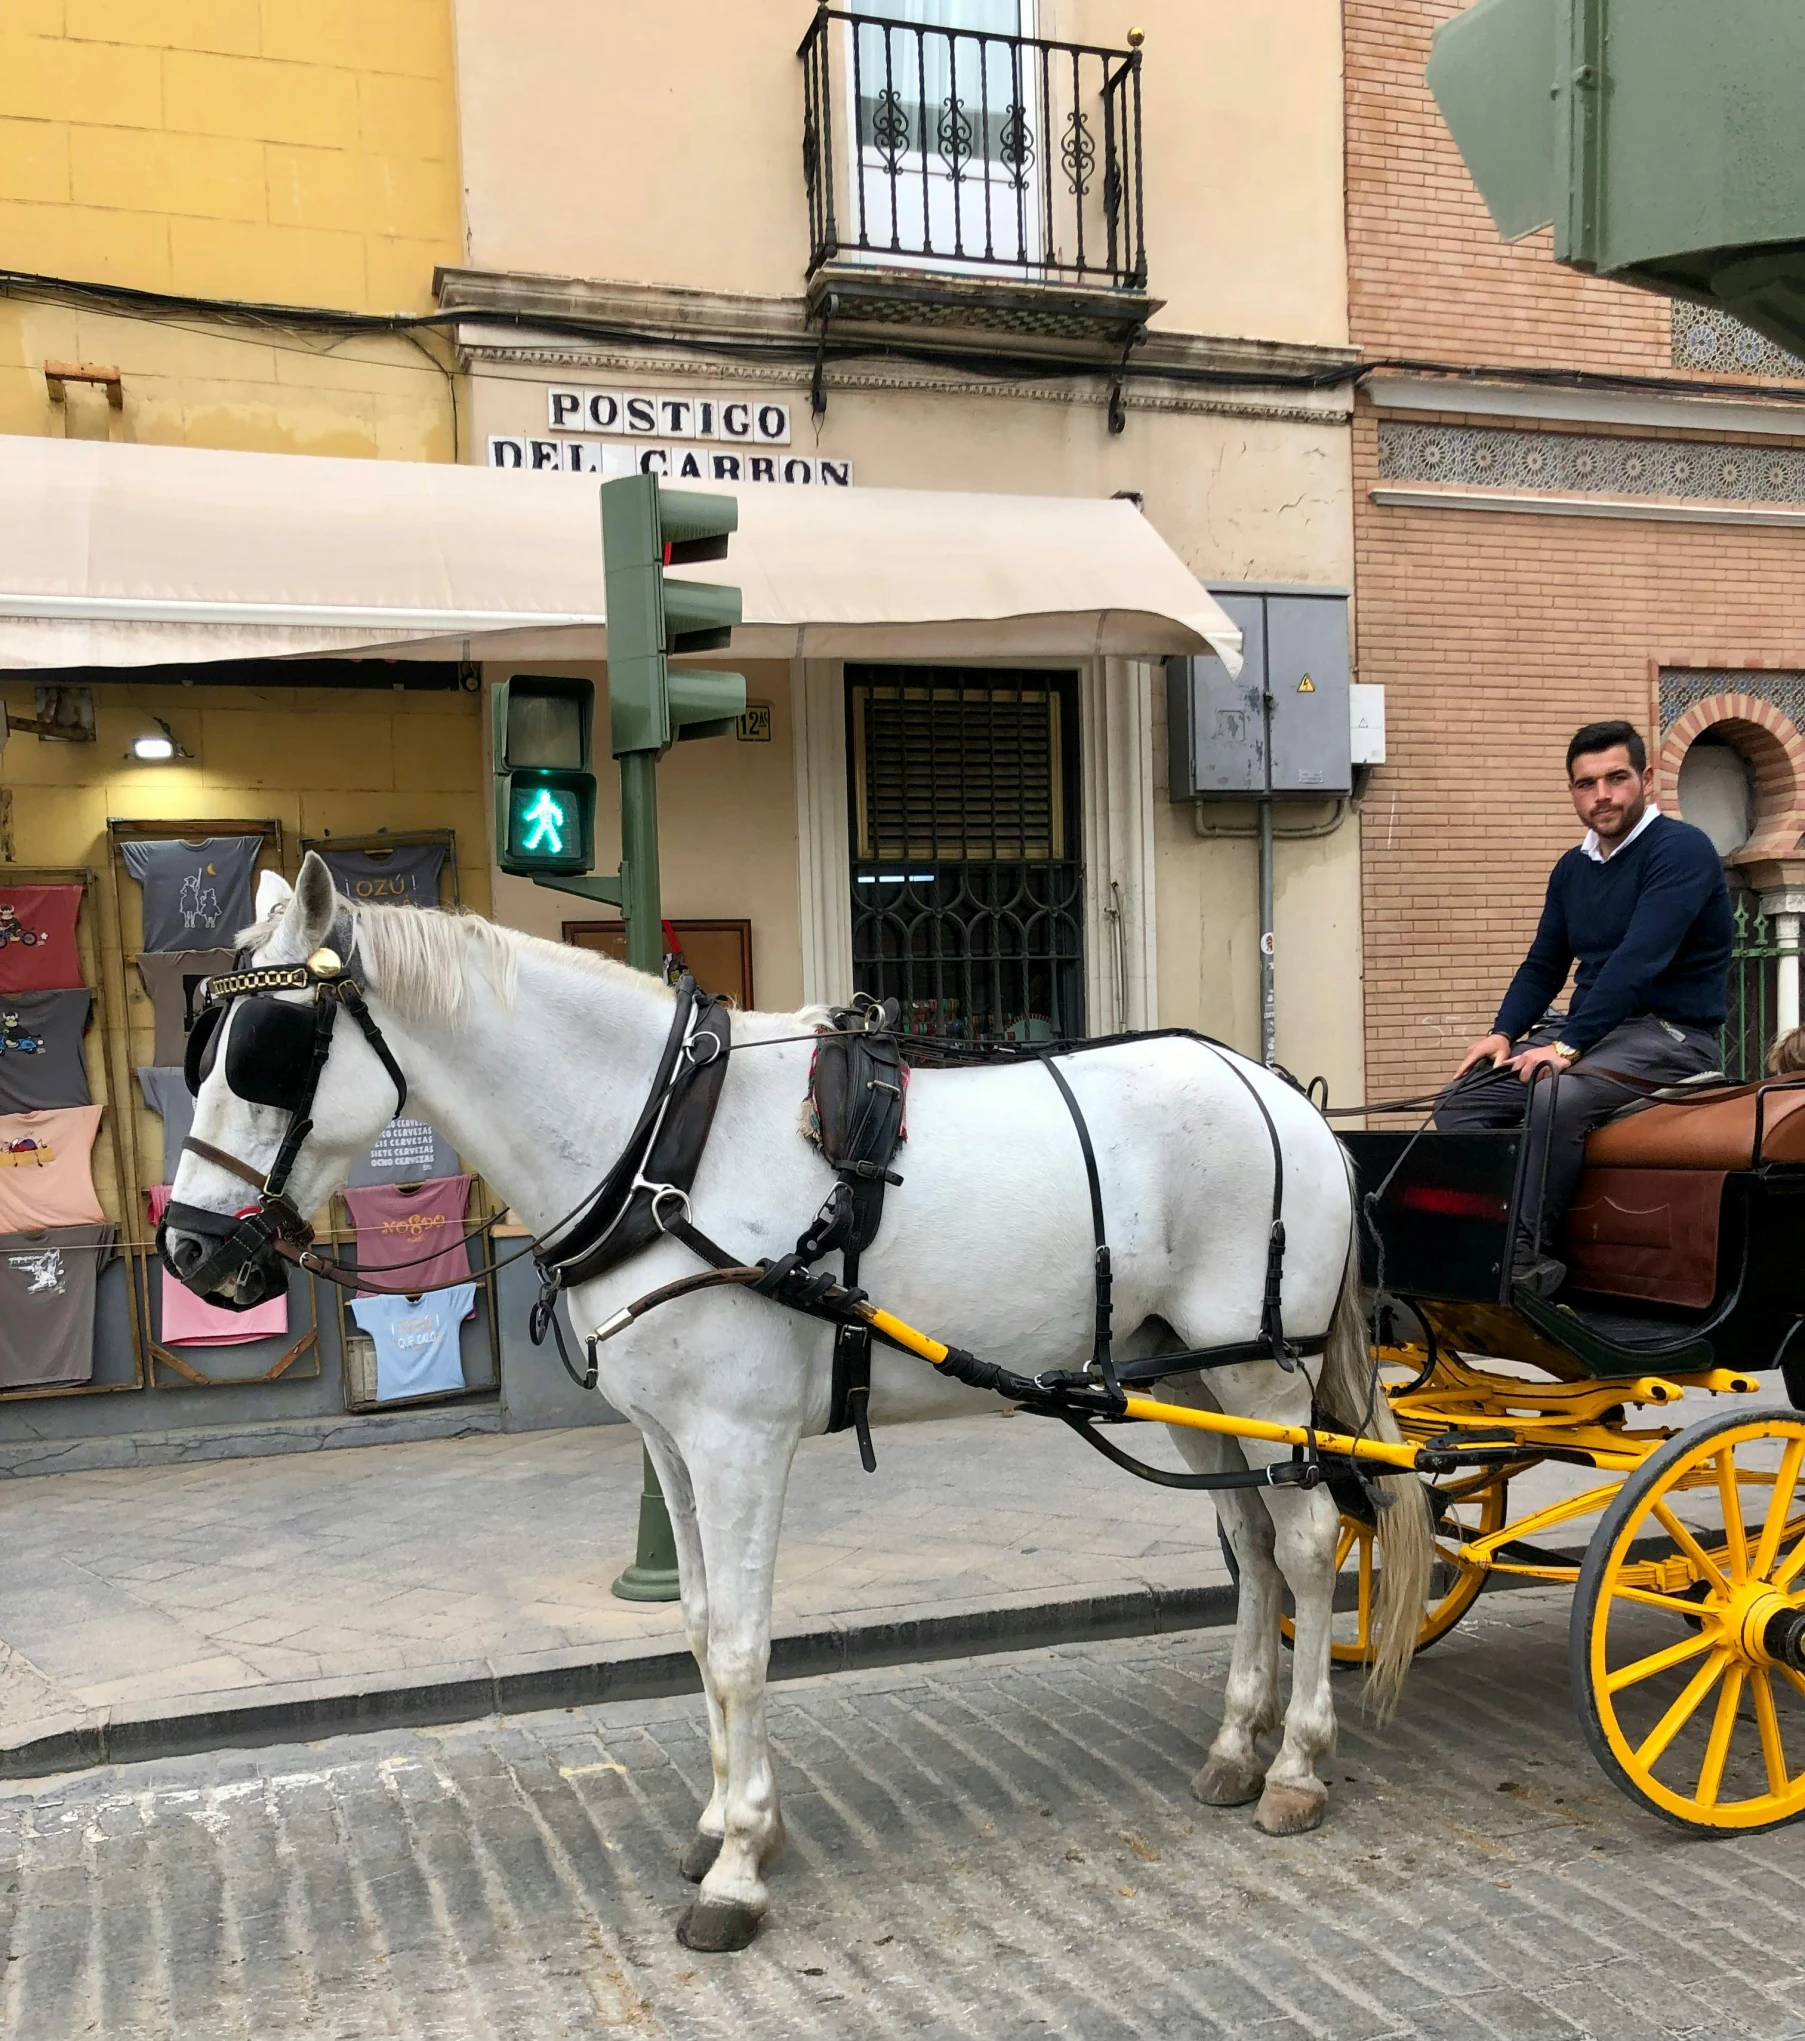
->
<box><xmin>120</xmin><ymin>837</ymin><xmax>263</xmax><ymax>951</ymax></box>
<box><xmin>134</xmin><ymin>948</ymin><xmax>236</xmax><ymax>1067</ymax></box>
<box><xmin>343</xmin><ymin>1174</ymin><xmax>474</xmax><ymax>1295</ymax></box>
<box><xmin>344</xmin><ymin>1115</ymin><xmax>460</xmax><ymax>1189</ymax></box>
<box><xmin>317</xmin><ymin>843</ymin><xmax>446</xmax><ymax>910</ymax></box>
<box><xmin>146</xmin><ymin>1185</ymin><xmax>289</xmax><ymax>1347</ymax></box>
<box><xmin>137</xmin><ymin>1067</ymin><xmax>195</xmax><ymax>1182</ymax></box>
<box><xmin>350</xmin><ymin>1283</ymin><xmax>475</xmax><ymax>1401</ymax></box>
<box><xmin>0</xmin><ymin>1223</ymin><xmax>114</xmax><ymax>1388</ymax></box>
<box><xmin>0</xmin><ymin>1105</ymin><xmax>106</xmax><ymax>1230</ymax></box>
<box><xmin>0</xmin><ymin>884</ymin><xmax>83</xmax><ymax>993</ymax></box>
<box><xmin>0</xmin><ymin>990</ymin><xmax>91</xmax><ymax>1112</ymax></box>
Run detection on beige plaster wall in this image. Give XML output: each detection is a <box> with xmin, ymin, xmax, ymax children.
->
<box><xmin>451</xmin><ymin>0</ymin><xmax>1348</xmax><ymax>347</ymax></box>
<box><xmin>467</xmin><ymin>370</ymin><xmax>1352</xmax><ymax>588</ymax></box>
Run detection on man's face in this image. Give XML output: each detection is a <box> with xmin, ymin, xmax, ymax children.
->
<box><xmin>1568</xmin><ymin>745</ymin><xmax>1653</xmax><ymax>842</ymax></box>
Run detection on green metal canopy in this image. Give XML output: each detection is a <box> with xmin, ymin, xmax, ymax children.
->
<box><xmin>1428</xmin><ymin>0</ymin><xmax>1805</xmax><ymax>357</ymax></box>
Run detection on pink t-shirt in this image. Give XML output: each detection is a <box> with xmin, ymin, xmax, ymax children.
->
<box><xmin>342</xmin><ymin>1174</ymin><xmax>474</xmax><ymax>1296</ymax></box>
<box><xmin>147</xmin><ymin>1185</ymin><xmax>289</xmax><ymax>1347</ymax></box>
<box><xmin>0</xmin><ymin>1106</ymin><xmax>105</xmax><ymax>1230</ymax></box>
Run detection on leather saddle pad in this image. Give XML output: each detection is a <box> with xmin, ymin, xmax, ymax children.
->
<box><xmin>1583</xmin><ymin>1081</ymin><xmax>1805</xmax><ymax>1170</ymax></box>
<box><xmin>1566</xmin><ymin>1167</ymin><xmax>1725</xmax><ymax>1309</ymax></box>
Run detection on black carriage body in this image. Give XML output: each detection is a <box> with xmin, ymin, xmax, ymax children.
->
<box><xmin>1343</xmin><ymin>1127</ymin><xmax>1805</xmax><ymax>1383</ymax></box>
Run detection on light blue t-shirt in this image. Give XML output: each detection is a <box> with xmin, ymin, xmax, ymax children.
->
<box><xmin>350</xmin><ymin>1282</ymin><xmax>475</xmax><ymax>1402</ymax></box>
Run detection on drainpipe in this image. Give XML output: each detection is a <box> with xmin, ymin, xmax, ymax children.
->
<box><xmin>1257</xmin><ymin>796</ymin><xmax>1277</xmax><ymax>1067</ymax></box>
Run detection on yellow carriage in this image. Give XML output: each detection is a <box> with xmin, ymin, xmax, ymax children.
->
<box><xmin>1334</xmin><ymin>1079</ymin><xmax>1805</xmax><ymax>1835</ymax></box>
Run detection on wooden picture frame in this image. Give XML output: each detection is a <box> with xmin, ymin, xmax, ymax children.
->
<box><xmin>562</xmin><ymin>918</ymin><xmax>754</xmax><ymax>1009</ymax></box>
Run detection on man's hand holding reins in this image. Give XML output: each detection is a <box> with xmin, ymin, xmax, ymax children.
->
<box><xmin>1453</xmin><ymin>1031</ymin><xmax>1512</xmax><ymax>1079</ymax></box>
<box><xmin>1507</xmin><ymin>1041</ymin><xmax>1578</xmax><ymax>1086</ymax></box>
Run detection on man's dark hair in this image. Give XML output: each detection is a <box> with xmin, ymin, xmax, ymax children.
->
<box><xmin>1567</xmin><ymin>720</ymin><xmax>1647</xmax><ymax>777</ymax></box>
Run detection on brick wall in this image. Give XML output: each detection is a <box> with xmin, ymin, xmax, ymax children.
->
<box><xmin>1348</xmin><ymin>0</ymin><xmax>1805</xmax><ymax>1098</ymax></box>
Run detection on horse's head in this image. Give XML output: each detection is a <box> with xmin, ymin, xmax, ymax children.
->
<box><xmin>159</xmin><ymin>850</ymin><xmax>407</xmax><ymax>1310</ymax></box>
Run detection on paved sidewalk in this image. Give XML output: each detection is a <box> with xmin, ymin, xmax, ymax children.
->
<box><xmin>0</xmin><ymin>1412</ymin><xmax>1236</xmax><ymax>1776</ymax></box>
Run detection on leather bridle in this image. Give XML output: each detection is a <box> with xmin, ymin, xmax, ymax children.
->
<box><xmin>157</xmin><ymin>936</ymin><xmax>409</xmax><ymax>1309</ymax></box>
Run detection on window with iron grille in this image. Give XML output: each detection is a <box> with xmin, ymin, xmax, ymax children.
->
<box><xmin>846</xmin><ymin>666</ymin><xmax>1084</xmax><ymax>1040</ymax></box>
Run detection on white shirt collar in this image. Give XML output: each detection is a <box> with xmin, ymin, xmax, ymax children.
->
<box><xmin>1582</xmin><ymin>802</ymin><xmax>1660</xmax><ymax>863</ymax></box>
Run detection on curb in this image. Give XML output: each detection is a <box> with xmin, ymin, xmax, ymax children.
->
<box><xmin>0</xmin><ymin>1575</ymin><xmax>1241</xmax><ymax>1782</ymax></box>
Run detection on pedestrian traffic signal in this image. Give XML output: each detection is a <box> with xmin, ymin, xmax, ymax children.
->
<box><xmin>601</xmin><ymin>474</ymin><xmax>747</xmax><ymax>757</ymax></box>
<box><xmin>492</xmin><ymin>674</ymin><xmax>597</xmax><ymax>876</ymax></box>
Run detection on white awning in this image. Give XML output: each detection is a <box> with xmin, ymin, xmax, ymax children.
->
<box><xmin>0</xmin><ymin>434</ymin><xmax>1240</xmax><ymax>672</ymax></box>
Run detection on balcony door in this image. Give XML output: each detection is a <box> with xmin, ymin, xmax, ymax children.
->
<box><xmin>844</xmin><ymin>1</ymin><xmax>1046</xmax><ymax>275</ymax></box>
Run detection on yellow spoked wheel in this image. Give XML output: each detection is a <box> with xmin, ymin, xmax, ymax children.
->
<box><xmin>1221</xmin><ymin>1470</ymin><xmax>1508</xmax><ymax>1665</ymax></box>
<box><xmin>1304</xmin><ymin>1468</ymin><xmax>1509</xmax><ymax>1666</ymax></box>
<box><xmin>1573</xmin><ymin>1407</ymin><xmax>1805</xmax><ymax>1834</ymax></box>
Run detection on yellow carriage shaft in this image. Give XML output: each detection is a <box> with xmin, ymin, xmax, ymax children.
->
<box><xmin>858</xmin><ymin>1306</ymin><xmax>1426</xmax><ymax>1472</ymax></box>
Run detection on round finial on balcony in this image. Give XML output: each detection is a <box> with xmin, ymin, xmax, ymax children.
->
<box><xmin>1127</xmin><ymin>26</ymin><xmax>1144</xmax><ymax>46</ymax></box>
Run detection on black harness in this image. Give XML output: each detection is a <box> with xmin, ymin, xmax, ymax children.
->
<box><xmin>157</xmin><ymin>931</ymin><xmax>409</xmax><ymax>1308</ymax></box>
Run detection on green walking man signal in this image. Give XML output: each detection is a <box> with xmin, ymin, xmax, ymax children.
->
<box><xmin>492</xmin><ymin>674</ymin><xmax>597</xmax><ymax>878</ymax></box>
<box><xmin>518</xmin><ymin>787</ymin><xmax>568</xmax><ymax>856</ymax></box>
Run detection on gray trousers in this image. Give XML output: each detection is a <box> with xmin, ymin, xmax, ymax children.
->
<box><xmin>1434</xmin><ymin>1015</ymin><xmax>1722</xmax><ymax>1261</ymax></box>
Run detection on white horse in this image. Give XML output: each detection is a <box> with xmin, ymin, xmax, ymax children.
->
<box><xmin>163</xmin><ymin>855</ymin><xmax>1432</xmax><ymax>1952</ymax></box>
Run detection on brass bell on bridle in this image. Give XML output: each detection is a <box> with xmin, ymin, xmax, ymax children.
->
<box><xmin>307</xmin><ymin>947</ymin><xmax>344</xmax><ymax>979</ymax></box>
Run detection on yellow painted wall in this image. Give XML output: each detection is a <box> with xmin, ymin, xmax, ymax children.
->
<box><xmin>0</xmin><ymin>678</ymin><xmax>490</xmax><ymax>1221</ymax></box>
<box><xmin>0</xmin><ymin>0</ymin><xmax>464</xmax><ymax>457</ymax></box>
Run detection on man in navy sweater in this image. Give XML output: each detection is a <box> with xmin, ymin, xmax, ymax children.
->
<box><xmin>1437</xmin><ymin>719</ymin><xmax>1731</xmax><ymax>1294</ymax></box>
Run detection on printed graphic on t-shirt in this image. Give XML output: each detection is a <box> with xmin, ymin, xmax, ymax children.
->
<box><xmin>1</xmin><ymin>1012</ymin><xmax>43</xmax><ymax>1055</ymax></box>
<box><xmin>318</xmin><ymin>844</ymin><xmax>446</xmax><ymax>910</ymax></box>
<box><xmin>0</xmin><ymin>1136</ymin><xmax>54</xmax><ymax>1167</ymax></box>
<box><xmin>7</xmin><ymin>1246</ymin><xmax>65</xmax><ymax>1295</ymax></box>
<box><xmin>366</xmin><ymin>1119</ymin><xmax>445</xmax><ymax>1175</ymax></box>
<box><xmin>0</xmin><ymin>907</ymin><xmax>47</xmax><ymax>950</ymax></box>
<box><xmin>381</xmin><ymin>1210</ymin><xmax>449</xmax><ymax>1244</ymax></box>
<box><xmin>121</xmin><ymin>838</ymin><xmax>262</xmax><ymax>952</ymax></box>
<box><xmin>0</xmin><ymin>885</ymin><xmax>84</xmax><ymax>993</ymax></box>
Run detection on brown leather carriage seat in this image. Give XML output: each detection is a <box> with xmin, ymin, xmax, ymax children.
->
<box><xmin>1567</xmin><ymin>1084</ymin><xmax>1805</xmax><ymax>1309</ymax></box>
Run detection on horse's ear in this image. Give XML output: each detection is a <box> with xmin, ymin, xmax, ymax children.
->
<box><xmin>284</xmin><ymin>851</ymin><xmax>338</xmax><ymax>954</ymax></box>
<box><xmin>253</xmin><ymin>868</ymin><xmax>293</xmax><ymax>922</ymax></box>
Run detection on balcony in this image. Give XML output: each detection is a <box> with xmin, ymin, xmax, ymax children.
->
<box><xmin>798</xmin><ymin>6</ymin><xmax>1158</xmax><ymax>346</ymax></box>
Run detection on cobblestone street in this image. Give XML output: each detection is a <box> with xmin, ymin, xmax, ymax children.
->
<box><xmin>5</xmin><ymin>1585</ymin><xmax>1804</xmax><ymax>2041</ymax></box>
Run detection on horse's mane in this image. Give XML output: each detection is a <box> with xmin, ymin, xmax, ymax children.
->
<box><xmin>238</xmin><ymin>897</ymin><xmax>665</xmax><ymax>1025</ymax></box>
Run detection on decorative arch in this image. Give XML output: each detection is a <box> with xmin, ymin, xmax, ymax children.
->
<box><xmin>1658</xmin><ymin>692</ymin><xmax>1805</xmax><ymax>862</ymax></box>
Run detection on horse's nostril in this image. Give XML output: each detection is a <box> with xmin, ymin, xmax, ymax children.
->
<box><xmin>167</xmin><ymin>1233</ymin><xmax>206</xmax><ymax>1277</ymax></box>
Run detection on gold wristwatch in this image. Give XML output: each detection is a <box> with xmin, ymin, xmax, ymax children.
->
<box><xmin>1550</xmin><ymin>1041</ymin><xmax>1580</xmax><ymax>1064</ymax></box>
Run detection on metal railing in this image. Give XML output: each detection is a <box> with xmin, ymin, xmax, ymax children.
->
<box><xmin>1723</xmin><ymin>894</ymin><xmax>1800</xmax><ymax>1080</ymax></box>
<box><xmin>799</xmin><ymin>6</ymin><xmax>1146</xmax><ymax>288</ymax></box>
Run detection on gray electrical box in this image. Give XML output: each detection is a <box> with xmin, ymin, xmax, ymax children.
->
<box><xmin>1167</xmin><ymin>586</ymin><xmax>1352</xmax><ymax>800</ymax></box>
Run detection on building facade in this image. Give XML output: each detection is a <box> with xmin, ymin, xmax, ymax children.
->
<box><xmin>447</xmin><ymin>0</ymin><xmax>1367</xmax><ymax>1094</ymax></box>
<box><xmin>1348</xmin><ymin>0</ymin><xmax>1805</xmax><ymax>1100</ymax></box>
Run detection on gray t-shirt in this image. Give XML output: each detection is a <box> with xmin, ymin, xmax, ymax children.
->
<box><xmin>0</xmin><ymin>991</ymin><xmax>91</xmax><ymax>1111</ymax></box>
<box><xmin>135</xmin><ymin>949</ymin><xmax>235</xmax><ymax>1067</ymax></box>
<box><xmin>317</xmin><ymin>844</ymin><xmax>446</xmax><ymax>910</ymax></box>
<box><xmin>120</xmin><ymin>837</ymin><xmax>263</xmax><ymax>951</ymax></box>
<box><xmin>344</xmin><ymin>1116</ymin><xmax>460</xmax><ymax>1188</ymax></box>
<box><xmin>0</xmin><ymin>1223</ymin><xmax>114</xmax><ymax>1388</ymax></box>
<box><xmin>137</xmin><ymin>1066</ymin><xmax>195</xmax><ymax>1182</ymax></box>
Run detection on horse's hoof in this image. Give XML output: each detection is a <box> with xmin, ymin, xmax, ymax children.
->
<box><xmin>676</xmin><ymin>1899</ymin><xmax>763</xmax><ymax>1953</ymax></box>
<box><xmin>1190</xmin><ymin>1756</ymin><xmax>1266</xmax><ymax>1808</ymax></box>
<box><xmin>680</xmin><ymin>1831</ymin><xmax>723</xmax><ymax>1884</ymax></box>
<box><xmin>1254</xmin><ymin>1781</ymin><xmax>1327</xmax><ymax>1836</ymax></box>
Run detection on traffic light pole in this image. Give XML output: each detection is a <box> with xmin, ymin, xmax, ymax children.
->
<box><xmin>606</xmin><ymin>750</ymin><xmax>683</xmax><ymax>1601</ymax></box>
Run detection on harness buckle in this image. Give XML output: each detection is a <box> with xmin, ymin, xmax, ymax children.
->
<box><xmin>649</xmin><ymin>1185</ymin><xmax>692</xmax><ymax>1233</ymax></box>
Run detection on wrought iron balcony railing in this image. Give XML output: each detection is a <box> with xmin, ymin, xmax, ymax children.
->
<box><xmin>799</xmin><ymin>6</ymin><xmax>1147</xmax><ymax>293</ymax></box>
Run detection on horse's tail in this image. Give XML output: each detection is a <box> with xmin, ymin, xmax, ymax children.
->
<box><xmin>1313</xmin><ymin>1152</ymin><xmax>1434</xmax><ymax>1717</ymax></box>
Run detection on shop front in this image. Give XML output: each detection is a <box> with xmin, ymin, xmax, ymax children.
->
<box><xmin>0</xmin><ymin>431</ymin><xmax>1239</xmax><ymax>1466</ymax></box>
